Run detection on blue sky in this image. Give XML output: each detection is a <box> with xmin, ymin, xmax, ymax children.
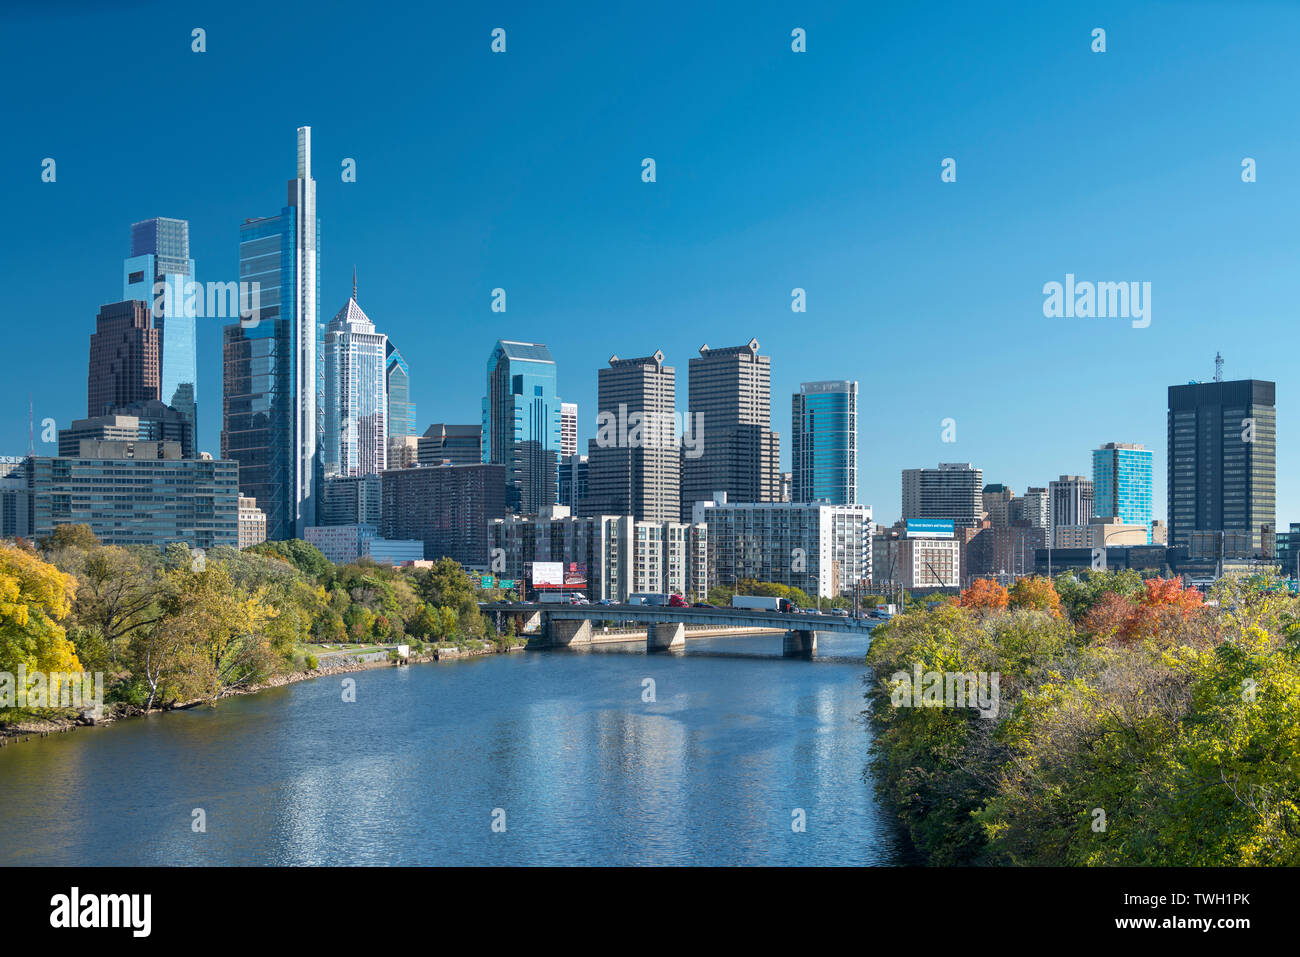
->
<box><xmin>2</xmin><ymin>0</ymin><xmax>1298</xmax><ymax>525</ymax></box>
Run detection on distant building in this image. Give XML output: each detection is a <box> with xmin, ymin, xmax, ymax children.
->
<box><xmin>59</xmin><ymin>400</ymin><xmax>194</xmax><ymax>459</ymax></box>
<box><xmin>1167</xmin><ymin>378</ymin><xmax>1276</xmax><ymax>553</ymax></box>
<box><xmin>385</xmin><ymin>341</ymin><xmax>415</xmax><ymax>441</ymax></box>
<box><xmin>697</xmin><ymin>496</ymin><xmax>871</xmax><ymax>598</ymax></box>
<box><xmin>380</xmin><ymin>463</ymin><xmax>506</xmax><ymax>567</ymax></box>
<box><xmin>323</xmin><ymin>290</ymin><xmax>388</xmax><ymax>477</ymax></box>
<box><xmin>558</xmin><ymin>453</ymin><xmax>588</xmax><ymax>510</ymax></box>
<box><xmin>304</xmin><ymin>524</ymin><xmax>423</xmax><ymax>565</ymax></box>
<box><xmin>418</xmin><ymin>423</ymin><xmax>481</xmax><ymax>467</ymax></box>
<box><xmin>791</xmin><ymin>380</ymin><xmax>857</xmax><ymax>505</ymax></box>
<box><xmin>1151</xmin><ymin>519</ymin><xmax>1168</xmax><ymax>545</ymax></box>
<box><xmin>902</xmin><ymin>463</ymin><xmax>983</xmax><ymax>529</ymax></box>
<box><xmin>0</xmin><ymin>457</ymin><xmax>31</xmax><ymax>539</ymax></box>
<box><xmin>966</xmin><ymin>523</ymin><xmax>1046</xmax><ymax>583</ymax></box>
<box><xmin>1049</xmin><ymin>475</ymin><xmax>1093</xmax><ymax>546</ymax></box>
<box><xmin>872</xmin><ymin>532</ymin><xmax>961</xmax><ymax>589</ymax></box>
<box><xmin>88</xmin><ymin>300</ymin><xmax>160</xmax><ymax>417</ymax></box>
<box><xmin>1013</xmin><ymin>486</ymin><xmax>1050</xmax><ymax>535</ymax></box>
<box><xmin>1093</xmin><ymin>442</ymin><xmax>1153</xmax><ymax>540</ymax></box>
<box><xmin>319</xmin><ymin>474</ymin><xmax>382</xmax><ymax>527</ymax></box>
<box><xmin>982</xmin><ymin>484</ymin><xmax>1014</xmax><ymax>527</ymax></box>
<box><xmin>560</xmin><ymin>402</ymin><xmax>578</xmax><ymax>457</ymax></box>
<box><xmin>1053</xmin><ymin>518</ymin><xmax>1148</xmax><ymax>549</ymax></box>
<box><xmin>238</xmin><ymin>496</ymin><xmax>267</xmax><ymax>549</ymax></box>
<box><xmin>29</xmin><ymin>443</ymin><xmax>238</xmax><ymax>548</ymax></box>
<box><xmin>482</xmin><ymin>341</ymin><xmax>563</xmax><ymax>514</ymax></box>
<box><xmin>388</xmin><ymin>434</ymin><xmax>420</xmax><ymax>469</ymax></box>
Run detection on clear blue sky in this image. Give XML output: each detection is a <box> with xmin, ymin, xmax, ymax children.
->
<box><xmin>2</xmin><ymin>0</ymin><xmax>1297</xmax><ymax>526</ymax></box>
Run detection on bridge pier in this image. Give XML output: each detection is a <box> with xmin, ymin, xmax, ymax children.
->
<box><xmin>783</xmin><ymin>629</ymin><xmax>818</xmax><ymax>659</ymax></box>
<box><xmin>550</xmin><ymin>618</ymin><xmax>593</xmax><ymax>648</ymax></box>
<box><xmin>647</xmin><ymin>621</ymin><xmax>686</xmax><ymax>653</ymax></box>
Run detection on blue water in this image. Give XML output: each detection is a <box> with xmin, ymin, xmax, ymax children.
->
<box><xmin>0</xmin><ymin>636</ymin><xmax>910</xmax><ymax>865</ymax></box>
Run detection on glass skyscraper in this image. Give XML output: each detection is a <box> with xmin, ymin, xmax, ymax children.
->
<box><xmin>123</xmin><ymin>217</ymin><xmax>197</xmax><ymax>441</ymax></box>
<box><xmin>386</xmin><ymin>341</ymin><xmax>415</xmax><ymax>439</ymax></box>
<box><xmin>1092</xmin><ymin>442</ymin><xmax>1154</xmax><ymax>539</ymax></box>
<box><xmin>323</xmin><ymin>291</ymin><xmax>388</xmax><ymax>477</ymax></box>
<box><xmin>222</xmin><ymin>127</ymin><xmax>320</xmax><ymax>541</ymax></box>
<box><xmin>791</xmin><ymin>380</ymin><xmax>857</xmax><ymax>504</ymax></box>
<box><xmin>482</xmin><ymin>340</ymin><xmax>563</xmax><ymax>514</ymax></box>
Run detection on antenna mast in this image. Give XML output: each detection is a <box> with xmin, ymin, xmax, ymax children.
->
<box><xmin>1214</xmin><ymin>351</ymin><xmax>1223</xmax><ymax>383</ymax></box>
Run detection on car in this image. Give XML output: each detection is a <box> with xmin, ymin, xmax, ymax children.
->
<box><xmin>831</xmin><ymin>608</ymin><xmax>849</xmax><ymax>617</ymax></box>
<box><xmin>596</xmin><ymin>599</ymin><xmax>616</xmax><ymax>606</ymax></box>
<box><xmin>668</xmin><ymin>594</ymin><xmax>689</xmax><ymax>608</ymax></box>
<box><xmin>691</xmin><ymin>602</ymin><xmax>715</xmax><ymax>608</ymax></box>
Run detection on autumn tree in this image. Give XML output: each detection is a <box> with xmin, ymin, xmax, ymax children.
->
<box><xmin>1008</xmin><ymin>576</ymin><xmax>1062</xmax><ymax>617</ymax></box>
<box><xmin>961</xmin><ymin>578</ymin><xmax>1009</xmax><ymax>612</ymax></box>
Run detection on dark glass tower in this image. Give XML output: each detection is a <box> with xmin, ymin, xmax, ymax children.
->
<box><xmin>1167</xmin><ymin>379</ymin><xmax>1276</xmax><ymax>552</ymax></box>
<box><xmin>87</xmin><ymin>300</ymin><xmax>159</xmax><ymax>416</ymax></box>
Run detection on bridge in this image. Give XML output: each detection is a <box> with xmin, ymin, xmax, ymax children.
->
<box><xmin>484</xmin><ymin>603</ymin><xmax>875</xmax><ymax>658</ymax></box>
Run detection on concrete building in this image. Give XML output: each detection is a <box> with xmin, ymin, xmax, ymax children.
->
<box><xmin>696</xmin><ymin>495</ymin><xmax>871</xmax><ymax>598</ymax></box>
<box><xmin>388</xmin><ymin>435</ymin><xmax>420</xmax><ymax>469</ymax></box>
<box><xmin>581</xmin><ymin>351</ymin><xmax>680</xmax><ymax>523</ymax></box>
<box><xmin>966</xmin><ymin>523</ymin><xmax>1046</xmax><ymax>583</ymax></box>
<box><xmin>791</xmin><ymin>380</ymin><xmax>857</xmax><ymax>505</ymax></box>
<box><xmin>1048</xmin><ymin>475</ymin><xmax>1093</xmax><ymax>546</ymax></box>
<box><xmin>560</xmin><ymin>402</ymin><xmax>578</xmax><ymax>457</ymax></box>
<box><xmin>380</xmin><ymin>463</ymin><xmax>506</xmax><ymax>568</ymax></box>
<box><xmin>1053</xmin><ymin>518</ymin><xmax>1148</xmax><ymax>549</ymax></box>
<box><xmin>1168</xmin><ymin>378</ymin><xmax>1276</xmax><ymax>553</ymax></box>
<box><xmin>418</xmin><ymin>423</ymin><xmax>481</xmax><ymax>467</ymax></box>
<box><xmin>305</xmin><ymin>524</ymin><xmax>423</xmax><ymax>565</ymax></box>
<box><xmin>872</xmin><ymin>532</ymin><xmax>961</xmax><ymax>589</ymax></box>
<box><xmin>901</xmin><ymin>463</ymin><xmax>983</xmax><ymax>529</ymax></box>
<box><xmin>319</xmin><ymin>474</ymin><xmax>382</xmax><ymax>527</ymax></box>
<box><xmin>29</xmin><ymin>442</ymin><xmax>238</xmax><ymax>548</ymax></box>
<box><xmin>59</xmin><ymin>400</ymin><xmax>194</xmax><ymax>459</ymax></box>
<box><xmin>982</xmin><ymin>484</ymin><xmax>1014</xmax><ymax>527</ymax></box>
<box><xmin>238</xmin><ymin>496</ymin><xmax>267</xmax><ymax>549</ymax></box>
<box><xmin>558</xmin><ymin>453</ymin><xmax>588</xmax><ymax>509</ymax></box>
<box><xmin>0</xmin><ymin>457</ymin><xmax>31</xmax><ymax>539</ymax></box>
<box><xmin>680</xmin><ymin>340</ymin><xmax>781</xmax><ymax>521</ymax></box>
<box><xmin>489</xmin><ymin>505</ymin><xmax>708</xmax><ymax>602</ymax></box>
<box><xmin>1012</xmin><ymin>486</ymin><xmax>1050</xmax><ymax>534</ymax></box>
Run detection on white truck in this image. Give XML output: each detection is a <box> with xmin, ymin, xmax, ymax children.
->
<box><xmin>731</xmin><ymin>595</ymin><xmax>795</xmax><ymax>613</ymax></box>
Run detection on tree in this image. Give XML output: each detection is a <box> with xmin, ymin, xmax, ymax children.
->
<box><xmin>961</xmin><ymin>579</ymin><xmax>1009</xmax><ymax>612</ymax></box>
<box><xmin>0</xmin><ymin>545</ymin><xmax>82</xmax><ymax>714</ymax></box>
<box><xmin>1008</xmin><ymin>576</ymin><xmax>1062</xmax><ymax>617</ymax></box>
<box><xmin>39</xmin><ymin>524</ymin><xmax>100</xmax><ymax>552</ymax></box>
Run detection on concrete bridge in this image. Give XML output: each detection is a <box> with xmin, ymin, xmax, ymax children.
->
<box><xmin>486</xmin><ymin>603</ymin><xmax>875</xmax><ymax>658</ymax></box>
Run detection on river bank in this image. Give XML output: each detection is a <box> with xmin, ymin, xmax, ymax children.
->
<box><xmin>0</xmin><ymin>641</ymin><xmax>527</xmax><ymax>747</ymax></box>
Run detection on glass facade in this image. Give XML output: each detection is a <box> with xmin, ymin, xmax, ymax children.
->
<box><xmin>385</xmin><ymin>341</ymin><xmax>415</xmax><ymax>439</ymax></box>
<box><xmin>323</xmin><ymin>298</ymin><xmax>387</xmax><ymax>476</ymax></box>
<box><xmin>123</xmin><ymin>217</ymin><xmax>197</xmax><ymax>443</ymax></box>
<box><xmin>482</xmin><ymin>341</ymin><xmax>562</xmax><ymax>513</ymax></box>
<box><xmin>1092</xmin><ymin>443</ymin><xmax>1154</xmax><ymax>541</ymax></box>
<box><xmin>222</xmin><ymin>128</ymin><xmax>320</xmax><ymax>541</ymax></box>
<box><xmin>791</xmin><ymin>380</ymin><xmax>857</xmax><ymax>504</ymax></box>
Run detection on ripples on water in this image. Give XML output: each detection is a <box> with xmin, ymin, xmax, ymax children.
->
<box><xmin>0</xmin><ymin>632</ymin><xmax>913</xmax><ymax>866</ymax></box>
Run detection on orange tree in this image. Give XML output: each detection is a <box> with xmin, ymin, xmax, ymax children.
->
<box><xmin>1008</xmin><ymin>576</ymin><xmax>1062</xmax><ymax>617</ymax></box>
<box><xmin>961</xmin><ymin>578</ymin><xmax>1009</xmax><ymax>612</ymax></box>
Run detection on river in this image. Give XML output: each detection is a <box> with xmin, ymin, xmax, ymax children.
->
<box><xmin>0</xmin><ymin>632</ymin><xmax>912</xmax><ymax>866</ymax></box>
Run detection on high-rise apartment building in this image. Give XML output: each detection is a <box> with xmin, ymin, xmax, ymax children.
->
<box><xmin>482</xmin><ymin>341</ymin><xmax>563</xmax><ymax>514</ymax></box>
<box><xmin>680</xmin><ymin>340</ymin><xmax>781</xmax><ymax>521</ymax></box>
<box><xmin>222</xmin><ymin>127</ymin><xmax>320</xmax><ymax>541</ymax></box>
<box><xmin>1168</xmin><ymin>379</ymin><xmax>1276</xmax><ymax>552</ymax></box>
<box><xmin>88</xmin><ymin>300</ymin><xmax>159</xmax><ymax>416</ymax></box>
<box><xmin>123</xmin><ymin>217</ymin><xmax>197</xmax><ymax>440</ymax></box>
<box><xmin>1013</xmin><ymin>486</ymin><xmax>1050</xmax><ymax>534</ymax></box>
<box><xmin>901</xmin><ymin>463</ymin><xmax>983</xmax><ymax>529</ymax></box>
<box><xmin>238</xmin><ymin>496</ymin><xmax>267</xmax><ymax>549</ymax></box>
<box><xmin>1093</xmin><ymin>442</ymin><xmax>1154</xmax><ymax>541</ymax></box>
<box><xmin>982</xmin><ymin>484</ymin><xmax>1014</xmax><ymax>526</ymax></box>
<box><xmin>581</xmin><ymin>351</ymin><xmax>680</xmax><ymax>523</ymax></box>
<box><xmin>319</xmin><ymin>474</ymin><xmax>383</xmax><ymax>527</ymax></box>
<box><xmin>560</xmin><ymin>402</ymin><xmax>578</xmax><ymax>457</ymax></box>
<box><xmin>791</xmin><ymin>380</ymin><xmax>857</xmax><ymax>505</ymax></box>
<box><xmin>1048</xmin><ymin>475</ymin><xmax>1094</xmax><ymax>546</ymax></box>
<box><xmin>323</xmin><ymin>290</ymin><xmax>388</xmax><ymax>477</ymax></box>
<box><xmin>380</xmin><ymin>463</ymin><xmax>507</xmax><ymax>567</ymax></box>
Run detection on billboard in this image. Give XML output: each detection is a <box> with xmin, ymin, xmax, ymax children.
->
<box><xmin>906</xmin><ymin>519</ymin><xmax>954</xmax><ymax>539</ymax></box>
<box><xmin>563</xmin><ymin>562</ymin><xmax>588</xmax><ymax>587</ymax></box>
<box><xmin>530</xmin><ymin>561</ymin><xmax>565</xmax><ymax>588</ymax></box>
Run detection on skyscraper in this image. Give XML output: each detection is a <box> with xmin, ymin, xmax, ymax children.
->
<box><xmin>323</xmin><ymin>286</ymin><xmax>387</xmax><ymax>477</ymax></box>
<box><xmin>982</xmin><ymin>484</ymin><xmax>1014</xmax><ymax>526</ymax></box>
<box><xmin>901</xmin><ymin>463</ymin><xmax>983</xmax><ymax>528</ymax></box>
<box><xmin>87</xmin><ymin>300</ymin><xmax>159</xmax><ymax>416</ymax></box>
<box><xmin>1048</xmin><ymin>475</ymin><xmax>1093</xmax><ymax>546</ymax></box>
<box><xmin>680</xmin><ymin>340</ymin><xmax>781</xmax><ymax>520</ymax></box>
<box><xmin>123</xmin><ymin>217</ymin><xmax>197</xmax><ymax>441</ymax></box>
<box><xmin>581</xmin><ymin>351</ymin><xmax>680</xmax><ymax>523</ymax></box>
<box><xmin>482</xmin><ymin>340</ymin><xmax>563</xmax><ymax>514</ymax></box>
<box><xmin>1093</xmin><ymin>442</ymin><xmax>1154</xmax><ymax>538</ymax></box>
<box><xmin>561</xmin><ymin>402</ymin><xmax>578</xmax><ymax>457</ymax></box>
<box><xmin>791</xmin><ymin>379</ymin><xmax>857</xmax><ymax>505</ymax></box>
<box><xmin>1168</xmin><ymin>378</ymin><xmax>1276</xmax><ymax>551</ymax></box>
<box><xmin>385</xmin><ymin>340</ymin><xmax>415</xmax><ymax>440</ymax></box>
<box><xmin>222</xmin><ymin>126</ymin><xmax>320</xmax><ymax>541</ymax></box>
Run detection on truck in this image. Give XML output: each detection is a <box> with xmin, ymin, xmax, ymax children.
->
<box><xmin>731</xmin><ymin>595</ymin><xmax>795</xmax><ymax>614</ymax></box>
<box><xmin>627</xmin><ymin>592</ymin><xmax>671</xmax><ymax>606</ymax></box>
<box><xmin>537</xmin><ymin>591</ymin><xmax>585</xmax><ymax>604</ymax></box>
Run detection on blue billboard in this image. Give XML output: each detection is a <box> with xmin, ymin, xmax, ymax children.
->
<box><xmin>906</xmin><ymin>519</ymin><xmax>955</xmax><ymax>539</ymax></box>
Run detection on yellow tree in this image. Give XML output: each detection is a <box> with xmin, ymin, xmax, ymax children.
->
<box><xmin>1008</xmin><ymin>576</ymin><xmax>1062</xmax><ymax>617</ymax></box>
<box><xmin>0</xmin><ymin>544</ymin><xmax>82</xmax><ymax>713</ymax></box>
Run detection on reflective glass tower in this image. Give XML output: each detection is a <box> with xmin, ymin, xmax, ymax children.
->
<box><xmin>323</xmin><ymin>287</ymin><xmax>388</xmax><ymax>477</ymax></box>
<box><xmin>386</xmin><ymin>341</ymin><xmax>415</xmax><ymax>439</ymax></box>
<box><xmin>1092</xmin><ymin>442</ymin><xmax>1154</xmax><ymax>538</ymax></box>
<box><xmin>791</xmin><ymin>380</ymin><xmax>857</xmax><ymax>504</ymax></box>
<box><xmin>222</xmin><ymin>126</ymin><xmax>320</xmax><ymax>541</ymax></box>
<box><xmin>482</xmin><ymin>340</ymin><xmax>562</xmax><ymax>514</ymax></box>
<box><xmin>123</xmin><ymin>217</ymin><xmax>196</xmax><ymax>440</ymax></box>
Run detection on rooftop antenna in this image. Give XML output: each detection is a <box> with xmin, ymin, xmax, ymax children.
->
<box><xmin>27</xmin><ymin>396</ymin><xmax>34</xmax><ymax>457</ymax></box>
<box><xmin>352</xmin><ymin>265</ymin><xmax>357</xmax><ymax>302</ymax></box>
<box><xmin>1214</xmin><ymin>351</ymin><xmax>1223</xmax><ymax>383</ymax></box>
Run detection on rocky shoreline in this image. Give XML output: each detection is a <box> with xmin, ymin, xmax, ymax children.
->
<box><xmin>0</xmin><ymin>641</ymin><xmax>527</xmax><ymax>747</ymax></box>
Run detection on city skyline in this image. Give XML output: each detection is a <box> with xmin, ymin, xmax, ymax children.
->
<box><xmin>5</xmin><ymin>3</ymin><xmax>1300</xmax><ymax>528</ymax></box>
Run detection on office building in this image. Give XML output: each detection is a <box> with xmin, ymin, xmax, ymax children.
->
<box><xmin>982</xmin><ymin>484</ymin><xmax>1014</xmax><ymax>527</ymax></box>
<box><xmin>304</xmin><ymin>524</ymin><xmax>423</xmax><ymax>565</ymax></box>
<box><xmin>697</xmin><ymin>495</ymin><xmax>871</xmax><ymax>598</ymax></box>
<box><xmin>28</xmin><ymin>443</ymin><xmax>239</xmax><ymax>548</ymax></box>
<box><xmin>0</xmin><ymin>458</ymin><xmax>31</xmax><ymax>539</ymax></box>
<box><xmin>482</xmin><ymin>340</ymin><xmax>563</xmax><ymax>514</ymax></box>
<box><xmin>1053</xmin><ymin>518</ymin><xmax>1148</xmax><ymax>549</ymax></box>
<box><xmin>323</xmin><ymin>289</ymin><xmax>388</xmax><ymax>477</ymax></box>
<box><xmin>561</xmin><ymin>402</ymin><xmax>578</xmax><ymax>457</ymax></box>
<box><xmin>966</xmin><ymin>524</ymin><xmax>1046</xmax><ymax>583</ymax></box>
<box><xmin>385</xmin><ymin>340</ymin><xmax>415</xmax><ymax>441</ymax></box>
<box><xmin>558</xmin><ymin>453</ymin><xmax>589</xmax><ymax>510</ymax></box>
<box><xmin>1168</xmin><ymin>378</ymin><xmax>1276</xmax><ymax>552</ymax></box>
<box><xmin>319</xmin><ymin>474</ymin><xmax>383</xmax><ymax>527</ymax></box>
<box><xmin>388</xmin><ymin>435</ymin><xmax>420</xmax><ymax>468</ymax></box>
<box><xmin>901</xmin><ymin>463</ymin><xmax>983</xmax><ymax>529</ymax></box>
<box><xmin>123</xmin><ymin>217</ymin><xmax>197</xmax><ymax>440</ymax></box>
<box><xmin>1012</xmin><ymin>486</ymin><xmax>1050</xmax><ymax>534</ymax></box>
<box><xmin>791</xmin><ymin>379</ymin><xmax>857</xmax><ymax>505</ymax></box>
<box><xmin>418</xmin><ymin>423</ymin><xmax>481</xmax><ymax>467</ymax></box>
<box><xmin>222</xmin><ymin>126</ymin><xmax>320</xmax><ymax>541</ymax></box>
<box><xmin>87</xmin><ymin>300</ymin><xmax>159</xmax><ymax>417</ymax></box>
<box><xmin>238</xmin><ymin>496</ymin><xmax>267</xmax><ymax>549</ymax></box>
<box><xmin>489</xmin><ymin>505</ymin><xmax>708</xmax><ymax>603</ymax></box>
<box><xmin>1093</xmin><ymin>442</ymin><xmax>1153</xmax><ymax>540</ymax></box>
<box><xmin>380</xmin><ymin>463</ymin><xmax>506</xmax><ymax>567</ymax></box>
<box><xmin>582</xmin><ymin>351</ymin><xmax>680</xmax><ymax>523</ymax></box>
<box><xmin>872</xmin><ymin>531</ymin><xmax>961</xmax><ymax>589</ymax></box>
<box><xmin>59</xmin><ymin>400</ymin><xmax>193</xmax><ymax>459</ymax></box>
<box><xmin>1049</xmin><ymin>475</ymin><xmax>1093</xmax><ymax>546</ymax></box>
<box><xmin>680</xmin><ymin>340</ymin><xmax>782</xmax><ymax>522</ymax></box>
